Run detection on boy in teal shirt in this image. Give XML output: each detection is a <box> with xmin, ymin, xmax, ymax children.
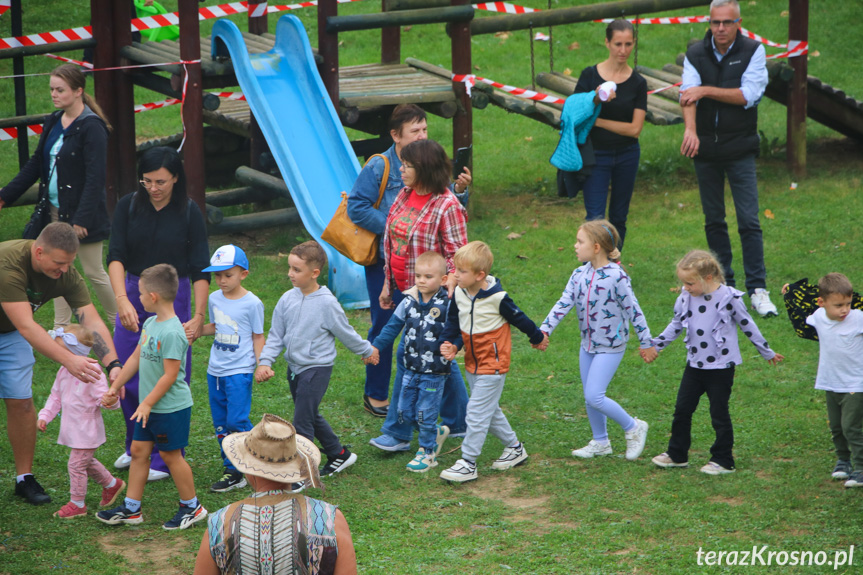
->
<box><xmin>98</xmin><ymin>264</ymin><xmax>207</xmax><ymax>530</ymax></box>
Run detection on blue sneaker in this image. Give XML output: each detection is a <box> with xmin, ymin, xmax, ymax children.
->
<box><xmin>162</xmin><ymin>503</ymin><xmax>207</xmax><ymax>530</ymax></box>
<box><xmin>369</xmin><ymin>434</ymin><xmax>411</xmax><ymax>452</ymax></box>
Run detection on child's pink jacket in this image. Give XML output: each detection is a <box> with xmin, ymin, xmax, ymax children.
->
<box><xmin>37</xmin><ymin>367</ymin><xmax>119</xmax><ymax>449</ymax></box>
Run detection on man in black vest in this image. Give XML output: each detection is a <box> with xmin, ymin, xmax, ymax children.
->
<box><xmin>679</xmin><ymin>0</ymin><xmax>777</xmax><ymax>317</ymax></box>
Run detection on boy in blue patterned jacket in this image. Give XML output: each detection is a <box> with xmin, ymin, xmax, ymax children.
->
<box><xmin>370</xmin><ymin>251</ymin><xmax>454</xmax><ymax>473</ymax></box>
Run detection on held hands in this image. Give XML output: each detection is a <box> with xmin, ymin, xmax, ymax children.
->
<box><xmin>183</xmin><ymin>314</ymin><xmax>204</xmax><ymax>344</ymax></box>
<box><xmin>531</xmin><ymin>332</ymin><xmax>549</xmax><ymax>352</ymax></box>
<box><xmin>37</xmin><ymin>419</ymin><xmax>47</xmax><ymax>432</ymax></box>
<box><xmin>454</xmin><ymin>167</ymin><xmax>472</xmax><ymax>193</ymax></box>
<box><xmin>640</xmin><ymin>346</ymin><xmax>658</xmax><ymax>364</ymax></box>
<box><xmin>440</xmin><ymin>341</ymin><xmax>457</xmax><ymax>362</ymax></box>
<box><xmin>255</xmin><ymin>365</ymin><xmax>275</xmax><ymax>383</ymax></box>
<box><xmin>364</xmin><ymin>347</ymin><xmax>380</xmax><ymax>366</ymax></box>
<box><xmin>102</xmin><ymin>389</ymin><xmax>119</xmax><ymax>408</ymax></box>
<box><xmin>767</xmin><ymin>352</ymin><xmax>785</xmax><ymax>366</ymax></box>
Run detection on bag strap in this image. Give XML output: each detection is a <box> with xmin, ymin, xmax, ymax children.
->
<box><xmin>363</xmin><ymin>154</ymin><xmax>390</xmax><ymax>210</ymax></box>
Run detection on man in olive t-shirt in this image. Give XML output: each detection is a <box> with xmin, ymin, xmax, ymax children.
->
<box><xmin>0</xmin><ymin>223</ymin><xmax>122</xmax><ymax>505</ymax></box>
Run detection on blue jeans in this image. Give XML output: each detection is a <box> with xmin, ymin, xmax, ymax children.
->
<box><xmin>398</xmin><ymin>372</ymin><xmax>447</xmax><ymax>452</ymax></box>
<box><xmin>582</xmin><ymin>142</ymin><xmax>640</xmax><ymax>248</ymax></box>
<box><xmin>207</xmin><ymin>373</ymin><xmax>254</xmax><ymax>471</ymax></box>
<box><xmin>694</xmin><ymin>154</ymin><xmax>766</xmax><ymax>294</ymax></box>
<box><xmin>381</xmin><ymin>339</ymin><xmax>469</xmax><ymax>441</ymax></box>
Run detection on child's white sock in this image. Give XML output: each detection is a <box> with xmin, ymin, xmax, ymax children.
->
<box><xmin>16</xmin><ymin>473</ymin><xmax>33</xmax><ymax>483</ymax></box>
<box><xmin>71</xmin><ymin>499</ymin><xmax>85</xmax><ymax>508</ymax></box>
<box><xmin>508</xmin><ymin>441</ymin><xmax>521</xmax><ymax>449</ymax></box>
<box><xmin>105</xmin><ymin>478</ymin><xmax>117</xmax><ymax>489</ymax></box>
<box><xmin>181</xmin><ymin>496</ymin><xmax>199</xmax><ymax>508</ymax></box>
<box><xmin>124</xmin><ymin>497</ymin><xmax>141</xmax><ymax>512</ymax></box>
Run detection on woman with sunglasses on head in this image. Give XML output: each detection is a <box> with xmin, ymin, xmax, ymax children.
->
<box><xmin>106</xmin><ymin>146</ymin><xmax>210</xmax><ymax>481</ymax></box>
<box><xmin>0</xmin><ymin>64</ymin><xmax>116</xmax><ymax>330</ymax></box>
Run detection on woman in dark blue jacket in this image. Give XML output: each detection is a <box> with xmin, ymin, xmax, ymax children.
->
<box><xmin>0</xmin><ymin>64</ymin><xmax>115</xmax><ymax>329</ymax></box>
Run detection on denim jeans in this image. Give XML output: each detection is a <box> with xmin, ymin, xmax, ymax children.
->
<box><xmin>380</xmin><ymin>339</ymin><xmax>469</xmax><ymax>441</ymax></box>
<box><xmin>398</xmin><ymin>371</ymin><xmax>447</xmax><ymax>452</ymax></box>
<box><xmin>694</xmin><ymin>154</ymin><xmax>766</xmax><ymax>294</ymax></box>
<box><xmin>582</xmin><ymin>142</ymin><xmax>640</xmax><ymax>248</ymax></box>
<box><xmin>667</xmin><ymin>364</ymin><xmax>735</xmax><ymax>469</ymax></box>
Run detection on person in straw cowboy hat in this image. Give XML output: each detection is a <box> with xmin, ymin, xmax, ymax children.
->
<box><xmin>194</xmin><ymin>414</ymin><xmax>357</xmax><ymax>575</ymax></box>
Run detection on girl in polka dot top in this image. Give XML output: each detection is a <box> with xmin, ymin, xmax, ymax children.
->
<box><xmin>648</xmin><ymin>250</ymin><xmax>784</xmax><ymax>475</ymax></box>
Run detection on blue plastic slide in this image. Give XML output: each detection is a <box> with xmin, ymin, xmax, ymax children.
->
<box><xmin>211</xmin><ymin>16</ymin><xmax>368</xmax><ymax>309</ymax></box>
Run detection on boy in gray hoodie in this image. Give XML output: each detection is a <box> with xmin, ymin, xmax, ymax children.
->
<box><xmin>256</xmin><ymin>241</ymin><xmax>377</xmax><ymax>479</ymax></box>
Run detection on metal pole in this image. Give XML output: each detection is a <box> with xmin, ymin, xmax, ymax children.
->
<box><xmin>787</xmin><ymin>0</ymin><xmax>808</xmax><ymax>178</ymax></box>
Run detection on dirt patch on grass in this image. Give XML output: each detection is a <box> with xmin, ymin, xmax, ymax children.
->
<box><xmin>467</xmin><ymin>475</ymin><xmax>549</xmax><ymax>511</ymax></box>
<box><xmin>707</xmin><ymin>495</ymin><xmax>744</xmax><ymax>507</ymax></box>
<box><xmin>99</xmin><ymin>533</ymin><xmax>191</xmax><ymax>574</ymax></box>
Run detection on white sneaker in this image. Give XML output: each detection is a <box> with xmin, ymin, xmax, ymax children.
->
<box><xmin>571</xmin><ymin>440</ymin><xmax>612</xmax><ymax>459</ymax></box>
<box><xmin>406</xmin><ymin>449</ymin><xmax>437</xmax><ymax>473</ymax></box>
<box><xmin>147</xmin><ymin>468</ymin><xmax>170</xmax><ymax>482</ymax></box>
<box><xmin>700</xmin><ymin>461</ymin><xmax>735</xmax><ymax>475</ymax></box>
<box><xmin>440</xmin><ymin>459</ymin><xmax>478</xmax><ymax>483</ymax></box>
<box><xmin>624</xmin><ymin>418</ymin><xmax>649</xmax><ymax>461</ymax></box>
<box><xmin>491</xmin><ymin>443</ymin><xmax>528</xmax><ymax>470</ymax></box>
<box><xmin>750</xmin><ymin>288</ymin><xmax>778</xmax><ymax>317</ymax></box>
<box><xmin>114</xmin><ymin>452</ymin><xmax>132</xmax><ymax>469</ymax></box>
<box><xmin>435</xmin><ymin>425</ymin><xmax>450</xmax><ymax>457</ymax></box>
<box><xmin>651</xmin><ymin>453</ymin><xmax>689</xmax><ymax>468</ymax></box>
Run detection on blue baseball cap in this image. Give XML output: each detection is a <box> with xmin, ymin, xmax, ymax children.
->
<box><xmin>203</xmin><ymin>244</ymin><xmax>249</xmax><ymax>272</ymax></box>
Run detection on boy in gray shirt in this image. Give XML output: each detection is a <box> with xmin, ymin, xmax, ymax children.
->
<box><xmin>256</xmin><ymin>242</ymin><xmax>377</xmax><ymax>480</ymax></box>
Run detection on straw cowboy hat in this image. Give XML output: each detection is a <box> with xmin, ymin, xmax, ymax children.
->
<box><xmin>223</xmin><ymin>414</ymin><xmax>322</xmax><ymax>488</ymax></box>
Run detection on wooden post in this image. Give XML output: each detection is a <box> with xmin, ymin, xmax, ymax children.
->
<box><xmin>381</xmin><ymin>0</ymin><xmax>401</xmax><ymax>64</ymax></box>
<box><xmin>318</xmin><ymin>0</ymin><xmax>340</xmax><ymax>110</ymax></box>
<box><xmin>248</xmin><ymin>0</ymin><xmax>269</xmax><ymax>172</ymax></box>
<box><xmin>91</xmin><ymin>0</ymin><xmax>118</xmax><ymax>212</ymax></box>
<box><xmin>787</xmin><ymin>0</ymin><xmax>808</xmax><ymax>178</ymax></box>
<box><xmin>450</xmin><ymin>0</ymin><xmax>473</xmax><ymax>166</ymax></box>
<box><xmin>113</xmin><ymin>0</ymin><xmax>138</xmax><ymax>205</ymax></box>
<box><xmin>178</xmin><ymin>0</ymin><xmax>207</xmax><ymax>213</ymax></box>
<box><xmin>11</xmin><ymin>0</ymin><xmax>28</xmax><ymax>167</ymax></box>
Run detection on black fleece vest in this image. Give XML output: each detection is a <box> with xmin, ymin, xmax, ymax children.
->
<box><xmin>686</xmin><ymin>30</ymin><xmax>761</xmax><ymax>161</ymax></box>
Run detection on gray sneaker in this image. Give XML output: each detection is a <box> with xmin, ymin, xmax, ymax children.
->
<box><xmin>832</xmin><ymin>460</ymin><xmax>852</xmax><ymax>480</ymax></box>
<box><xmin>844</xmin><ymin>470</ymin><xmax>863</xmax><ymax>488</ymax></box>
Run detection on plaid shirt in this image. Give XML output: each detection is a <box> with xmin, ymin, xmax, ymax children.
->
<box><xmin>383</xmin><ymin>186</ymin><xmax>467</xmax><ymax>293</ymax></box>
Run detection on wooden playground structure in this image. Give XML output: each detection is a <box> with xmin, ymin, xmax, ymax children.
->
<box><xmin>3</xmin><ymin>0</ymin><xmax>861</xmax><ymax>228</ymax></box>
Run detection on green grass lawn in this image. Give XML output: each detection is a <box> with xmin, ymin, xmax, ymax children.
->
<box><xmin>1</xmin><ymin>1</ymin><xmax>863</xmax><ymax>574</ymax></box>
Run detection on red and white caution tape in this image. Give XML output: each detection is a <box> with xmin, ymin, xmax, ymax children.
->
<box><xmin>647</xmin><ymin>81</ymin><xmax>681</xmax><ymax>95</ymax></box>
<box><xmin>210</xmin><ymin>91</ymin><xmax>247</xmax><ymax>101</ymax></box>
<box><xmin>453</xmin><ymin>73</ymin><xmax>565</xmax><ymax>104</ymax></box>
<box><xmin>44</xmin><ymin>53</ymin><xmax>94</xmax><ymax>69</ymax></box>
<box><xmin>251</xmin><ymin>1</ymin><xmax>269</xmax><ymax>17</ymax></box>
<box><xmin>135</xmin><ymin>98</ymin><xmax>182</xmax><ymax>113</ymax></box>
<box><xmin>473</xmin><ymin>2</ymin><xmax>538</xmax><ymax>14</ymax></box>
<box><xmin>0</xmin><ymin>124</ymin><xmax>43</xmax><ymax>142</ymax></box>
<box><xmin>595</xmin><ymin>16</ymin><xmax>708</xmax><ymax>25</ymax></box>
<box><xmin>766</xmin><ymin>39</ymin><xmax>807</xmax><ymax>59</ymax></box>
<box><xmin>0</xmin><ymin>0</ymin><xmax>10</xmax><ymax>18</ymax></box>
<box><xmin>533</xmin><ymin>31</ymin><xmax>549</xmax><ymax>42</ymax></box>
<box><xmin>740</xmin><ymin>27</ymin><xmax>786</xmax><ymax>48</ymax></box>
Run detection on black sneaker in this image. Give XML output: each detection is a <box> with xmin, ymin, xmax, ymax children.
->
<box><xmin>96</xmin><ymin>504</ymin><xmax>144</xmax><ymax>525</ymax></box>
<box><xmin>210</xmin><ymin>469</ymin><xmax>247</xmax><ymax>493</ymax></box>
<box><xmin>832</xmin><ymin>460</ymin><xmax>852</xmax><ymax>480</ymax></box>
<box><xmin>162</xmin><ymin>503</ymin><xmax>208</xmax><ymax>530</ymax></box>
<box><xmin>14</xmin><ymin>475</ymin><xmax>51</xmax><ymax>505</ymax></box>
<box><xmin>289</xmin><ymin>481</ymin><xmax>306</xmax><ymax>493</ymax></box>
<box><xmin>320</xmin><ymin>448</ymin><xmax>357</xmax><ymax>476</ymax></box>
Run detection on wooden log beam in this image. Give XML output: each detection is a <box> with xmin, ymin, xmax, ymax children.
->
<box><xmin>208</xmin><ymin>208</ymin><xmax>301</xmax><ymax>234</ymax></box>
<box><xmin>535</xmin><ymin>72</ymin><xmax>576</xmax><ymax>97</ymax></box>
<box><xmin>205</xmin><ymin>204</ymin><xmax>224</xmax><ymax>224</ymax></box>
<box><xmin>0</xmin><ymin>113</ymin><xmax>51</xmax><ymax>130</ymax></box>
<box><xmin>0</xmin><ymin>38</ymin><xmax>96</xmax><ymax>60</ymax></box>
<box><xmin>471</xmin><ymin>0</ymin><xmax>707</xmax><ymax>35</ymax></box>
<box><xmin>235</xmin><ymin>166</ymin><xmax>292</xmax><ymax>199</ymax></box>
<box><xmin>206</xmin><ymin>187</ymin><xmax>278</xmax><ymax>207</ymax></box>
<box><xmin>385</xmin><ymin>0</ymin><xmax>450</xmax><ymax>9</ymax></box>
<box><xmin>327</xmin><ymin>5</ymin><xmax>474</xmax><ymax>33</ymax></box>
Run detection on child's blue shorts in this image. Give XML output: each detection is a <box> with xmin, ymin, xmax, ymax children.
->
<box><xmin>133</xmin><ymin>406</ymin><xmax>191</xmax><ymax>452</ymax></box>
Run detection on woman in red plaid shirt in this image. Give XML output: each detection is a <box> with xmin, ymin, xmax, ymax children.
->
<box><xmin>370</xmin><ymin>138</ymin><xmax>470</xmax><ymax>454</ymax></box>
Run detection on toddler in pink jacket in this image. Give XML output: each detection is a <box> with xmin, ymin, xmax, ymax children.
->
<box><xmin>37</xmin><ymin>325</ymin><xmax>126</xmax><ymax>519</ymax></box>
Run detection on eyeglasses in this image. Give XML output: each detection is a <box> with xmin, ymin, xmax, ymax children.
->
<box><xmin>140</xmin><ymin>179</ymin><xmax>171</xmax><ymax>190</ymax></box>
<box><xmin>400</xmin><ymin>164</ymin><xmax>415</xmax><ymax>171</ymax></box>
<box><xmin>709</xmin><ymin>18</ymin><xmax>740</xmax><ymax>27</ymax></box>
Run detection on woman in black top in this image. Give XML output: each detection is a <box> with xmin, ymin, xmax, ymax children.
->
<box><xmin>0</xmin><ymin>64</ymin><xmax>116</xmax><ymax>329</ymax></box>
<box><xmin>575</xmin><ymin>19</ymin><xmax>647</xmax><ymax>249</ymax></box>
<box><xmin>107</xmin><ymin>147</ymin><xmax>210</xmax><ymax>479</ymax></box>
